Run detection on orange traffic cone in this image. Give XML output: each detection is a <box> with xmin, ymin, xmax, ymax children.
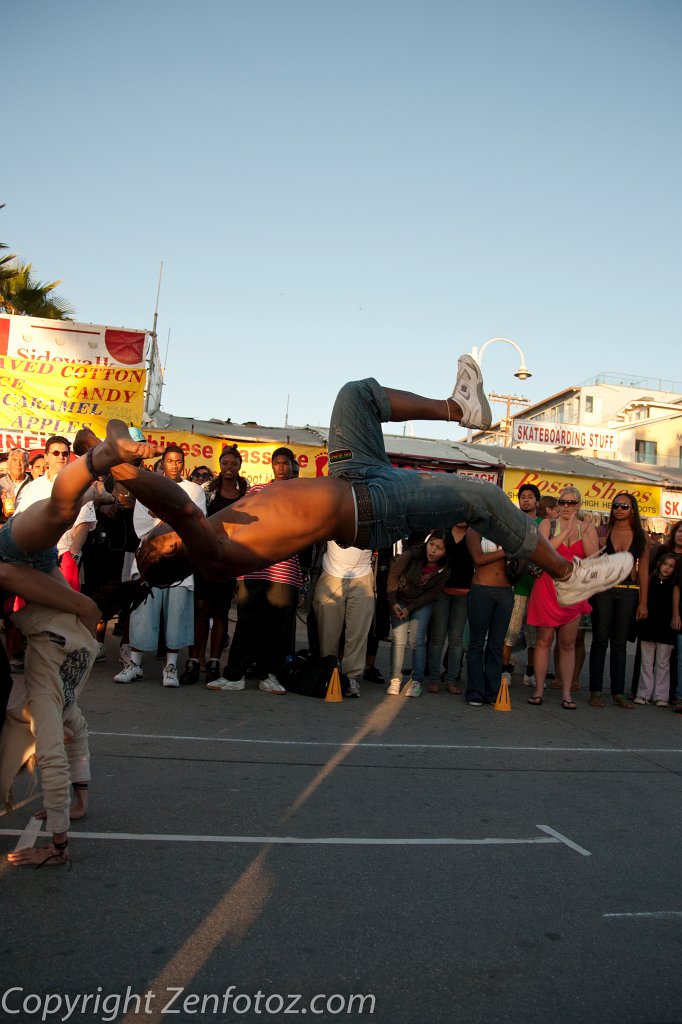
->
<box><xmin>325</xmin><ymin>666</ymin><xmax>343</xmax><ymax>702</ymax></box>
<box><xmin>494</xmin><ymin>675</ymin><xmax>512</xmax><ymax>712</ymax></box>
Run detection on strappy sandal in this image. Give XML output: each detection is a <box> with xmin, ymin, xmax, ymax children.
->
<box><xmin>36</xmin><ymin>838</ymin><xmax>71</xmax><ymax>870</ymax></box>
<box><xmin>427</xmin><ymin>682</ymin><xmax>440</xmax><ymax>693</ymax></box>
<box><xmin>613</xmin><ymin>695</ymin><xmax>634</xmax><ymax>709</ymax></box>
<box><xmin>446</xmin><ymin>684</ymin><xmax>461</xmax><ymax>695</ymax></box>
<box><xmin>561</xmin><ymin>699</ymin><xmax>577</xmax><ymax>710</ymax></box>
<box><xmin>589</xmin><ymin>691</ymin><xmax>605</xmax><ymax>707</ymax></box>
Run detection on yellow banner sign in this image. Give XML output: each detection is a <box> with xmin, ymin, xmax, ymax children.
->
<box><xmin>145</xmin><ymin>430</ymin><xmax>328</xmax><ymax>484</ymax></box>
<box><xmin>503</xmin><ymin>468</ymin><xmax>661</xmax><ymax>517</ymax></box>
<box><xmin>0</xmin><ymin>355</ymin><xmax>146</xmax><ymax>436</ymax></box>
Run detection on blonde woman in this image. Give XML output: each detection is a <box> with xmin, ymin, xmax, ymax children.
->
<box><xmin>526</xmin><ymin>486</ymin><xmax>599</xmax><ymax>709</ymax></box>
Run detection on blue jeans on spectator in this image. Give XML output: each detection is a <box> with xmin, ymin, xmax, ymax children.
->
<box><xmin>466</xmin><ymin>584</ymin><xmax>514</xmax><ymax>703</ymax></box>
<box><xmin>428</xmin><ymin>592</ymin><xmax>468</xmax><ymax>685</ymax></box>
<box><xmin>589</xmin><ymin>586</ymin><xmax>639</xmax><ymax>697</ymax></box>
<box><xmin>390</xmin><ymin>605</ymin><xmax>433</xmax><ymax>683</ymax></box>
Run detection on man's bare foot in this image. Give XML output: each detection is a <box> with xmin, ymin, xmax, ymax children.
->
<box><xmin>35</xmin><ymin>780</ymin><xmax>88</xmax><ymax>822</ymax></box>
<box><xmin>7</xmin><ymin>842</ymin><xmax>70</xmax><ymax>867</ymax></box>
<box><xmin>88</xmin><ymin>420</ymin><xmax>161</xmax><ymax>476</ymax></box>
<box><xmin>73</xmin><ymin>426</ymin><xmax>99</xmax><ymax>456</ymax></box>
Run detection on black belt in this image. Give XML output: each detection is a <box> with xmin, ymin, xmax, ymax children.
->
<box><xmin>352</xmin><ymin>480</ymin><xmax>374</xmax><ymax>549</ymax></box>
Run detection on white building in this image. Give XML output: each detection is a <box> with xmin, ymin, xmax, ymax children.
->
<box><xmin>469</xmin><ymin>372</ymin><xmax>682</xmax><ymax>468</ymax></box>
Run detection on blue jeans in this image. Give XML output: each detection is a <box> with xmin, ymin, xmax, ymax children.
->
<box><xmin>390</xmin><ymin>604</ymin><xmax>433</xmax><ymax>683</ymax></box>
<box><xmin>0</xmin><ymin>517</ymin><xmax>58</xmax><ymax>573</ymax></box>
<box><xmin>327</xmin><ymin>379</ymin><xmax>538</xmax><ymax>559</ymax></box>
<box><xmin>465</xmin><ymin>584</ymin><xmax>514</xmax><ymax>702</ymax></box>
<box><xmin>589</xmin><ymin>586</ymin><xmax>638</xmax><ymax>696</ymax></box>
<box><xmin>428</xmin><ymin>592</ymin><xmax>468</xmax><ymax>684</ymax></box>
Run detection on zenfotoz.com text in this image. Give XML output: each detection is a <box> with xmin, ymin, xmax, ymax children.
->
<box><xmin>1</xmin><ymin>985</ymin><xmax>376</xmax><ymax>1021</ymax></box>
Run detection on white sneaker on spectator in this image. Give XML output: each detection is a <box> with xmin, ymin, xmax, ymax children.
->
<box><xmin>95</xmin><ymin>642</ymin><xmax>106</xmax><ymax>662</ymax></box>
<box><xmin>347</xmin><ymin>679</ymin><xmax>361</xmax><ymax>698</ymax></box>
<box><xmin>206</xmin><ymin>676</ymin><xmax>245</xmax><ymax>691</ymax></box>
<box><xmin>450</xmin><ymin>354</ymin><xmax>492</xmax><ymax>430</ymax></box>
<box><xmin>162</xmin><ymin>664</ymin><xmax>179</xmax><ymax>688</ymax></box>
<box><xmin>386</xmin><ymin>678</ymin><xmax>402</xmax><ymax>696</ymax></box>
<box><xmin>404</xmin><ymin>679</ymin><xmax>423</xmax><ymax>697</ymax></box>
<box><xmin>114</xmin><ymin>662</ymin><xmax>143</xmax><ymax>684</ymax></box>
<box><xmin>555</xmin><ymin>552</ymin><xmax>633</xmax><ymax>606</ymax></box>
<box><xmin>259</xmin><ymin>674</ymin><xmax>287</xmax><ymax>694</ymax></box>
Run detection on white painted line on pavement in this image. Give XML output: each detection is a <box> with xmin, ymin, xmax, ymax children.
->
<box><xmin>0</xmin><ymin>826</ymin><xmax>588</xmax><ymax>853</ymax></box>
<box><xmin>603</xmin><ymin>911</ymin><xmax>682</xmax><ymax>920</ymax></box>
<box><xmin>536</xmin><ymin>824</ymin><xmax>591</xmax><ymax>856</ymax></box>
<box><xmin>14</xmin><ymin>816</ymin><xmax>43</xmax><ymax>851</ymax></box>
<box><xmin>89</xmin><ymin>731</ymin><xmax>682</xmax><ymax>755</ymax></box>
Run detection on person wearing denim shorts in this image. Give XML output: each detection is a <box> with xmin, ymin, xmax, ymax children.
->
<box><xmin>327</xmin><ymin>378</ymin><xmax>538</xmax><ymax>559</ymax></box>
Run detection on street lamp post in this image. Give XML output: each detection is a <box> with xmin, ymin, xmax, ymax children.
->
<box><xmin>469</xmin><ymin>337</ymin><xmax>532</xmax><ymax>382</ymax></box>
<box><xmin>466</xmin><ymin>337</ymin><xmax>532</xmax><ymax>441</ymax></box>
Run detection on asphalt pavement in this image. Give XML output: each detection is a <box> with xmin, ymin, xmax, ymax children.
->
<box><xmin>1</xmin><ymin>624</ymin><xmax>681</xmax><ymax>1024</ymax></box>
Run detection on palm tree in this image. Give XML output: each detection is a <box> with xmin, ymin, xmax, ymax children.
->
<box><xmin>0</xmin><ymin>260</ymin><xmax>74</xmax><ymax>319</ymax></box>
<box><xmin>0</xmin><ymin>203</ymin><xmax>73</xmax><ymax>319</ymax></box>
<box><xmin>0</xmin><ymin>203</ymin><xmax>19</xmax><ymax>298</ymax></box>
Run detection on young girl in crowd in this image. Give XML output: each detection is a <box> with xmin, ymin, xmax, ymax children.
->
<box><xmin>386</xmin><ymin>531</ymin><xmax>449</xmax><ymax>698</ymax></box>
<box><xmin>635</xmin><ymin>554</ymin><xmax>678</xmax><ymax>707</ymax></box>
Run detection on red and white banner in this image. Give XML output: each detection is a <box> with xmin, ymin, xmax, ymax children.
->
<box><xmin>0</xmin><ymin>313</ymin><xmax>148</xmax><ymax>369</ymax></box>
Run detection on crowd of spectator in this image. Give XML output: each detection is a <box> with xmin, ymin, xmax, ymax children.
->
<box><xmin>2</xmin><ymin>442</ymin><xmax>682</xmax><ymax>715</ymax></box>
<box><xmin>1</xmin><ymin>428</ymin><xmax>681</xmax><ymax>868</ymax></box>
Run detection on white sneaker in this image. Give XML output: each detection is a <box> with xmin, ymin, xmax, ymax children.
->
<box><xmin>206</xmin><ymin>676</ymin><xmax>245</xmax><ymax>691</ymax></box>
<box><xmin>119</xmin><ymin>643</ymin><xmax>131</xmax><ymax>664</ymax></box>
<box><xmin>655</xmin><ymin>700</ymin><xmax>669</xmax><ymax>708</ymax></box>
<box><xmin>404</xmin><ymin>679</ymin><xmax>423</xmax><ymax>698</ymax></box>
<box><xmin>555</xmin><ymin>552</ymin><xmax>634</xmax><ymax>606</ymax></box>
<box><xmin>162</xmin><ymin>663</ymin><xmax>179</xmax><ymax>687</ymax></box>
<box><xmin>259</xmin><ymin>674</ymin><xmax>287</xmax><ymax>694</ymax></box>
<box><xmin>114</xmin><ymin>661</ymin><xmax>143</xmax><ymax>684</ymax></box>
<box><xmin>451</xmin><ymin>354</ymin><xmax>492</xmax><ymax>430</ymax></box>
<box><xmin>95</xmin><ymin>642</ymin><xmax>106</xmax><ymax>662</ymax></box>
<box><xmin>386</xmin><ymin>678</ymin><xmax>402</xmax><ymax>696</ymax></box>
<box><xmin>347</xmin><ymin>678</ymin><xmax>361</xmax><ymax>698</ymax></box>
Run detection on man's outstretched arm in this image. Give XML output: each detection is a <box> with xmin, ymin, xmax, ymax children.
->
<box><xmin>0</xmin><ymin>564</ymin><xmax>101</xmax><ymax>634</ymax></box>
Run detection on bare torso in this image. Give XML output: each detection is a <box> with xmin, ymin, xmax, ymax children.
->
<box><xmin>206</xmin><ymin>477</ymin><xmax>357</xmax><ymax>576</ymax></box>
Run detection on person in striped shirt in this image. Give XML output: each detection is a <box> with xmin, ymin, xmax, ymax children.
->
<box><xmin>206</xmin><ymin>447</ymin><xmax>302</xmax><ymax>694</ymax></box>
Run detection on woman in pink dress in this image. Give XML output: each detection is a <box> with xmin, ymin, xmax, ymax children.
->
<box><xmin>526</xmin><ymin>486</ymin><xmax>599</xmax><ymax>709</ymax></box>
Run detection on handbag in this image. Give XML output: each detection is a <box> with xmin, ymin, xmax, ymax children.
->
<box><xmin>504</xmin><ymin>556</ymin><xmax>525</xmax><ymax>585</ymax></box>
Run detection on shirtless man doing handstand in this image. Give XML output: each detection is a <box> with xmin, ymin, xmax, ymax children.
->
<box><xmin>104</xmin><ymin>357</ymin><xmax>633</xmax><ymax>606</ymax></box>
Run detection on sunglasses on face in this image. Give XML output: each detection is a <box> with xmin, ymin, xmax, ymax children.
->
<box><xmin>612</xmin><ymin>502</ymin><xmax>631</xmax><ymax>510</ymax></box>
<box><xmin>194</xmin><ymin>472</ymin><xmax>212</xmax><ymax>480</ymax></box>
<box><xmin>49</xmin><ymin>450</ymin><xmax>69</xmax><ymax>458</ymax></box>
<box><xmin>558</xmin><ymin>498</ymin><xmax>579</xmax><ymax>506</ymax></box>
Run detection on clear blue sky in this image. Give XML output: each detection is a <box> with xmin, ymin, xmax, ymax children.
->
<box><xmin>4</xmin><ymin>0</ymin><xmax>680</xmax><ymax>440</ymax></box>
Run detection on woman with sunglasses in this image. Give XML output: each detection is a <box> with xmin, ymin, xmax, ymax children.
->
<box><xmin>588</xmin><ymin>492</ymin><xmax>649</xmax><ymax>708</ymax></box>
<box><xmin>526</xmin><ymin>486</ymin><xmax>599</xmax><ymax>709</ymax></box>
